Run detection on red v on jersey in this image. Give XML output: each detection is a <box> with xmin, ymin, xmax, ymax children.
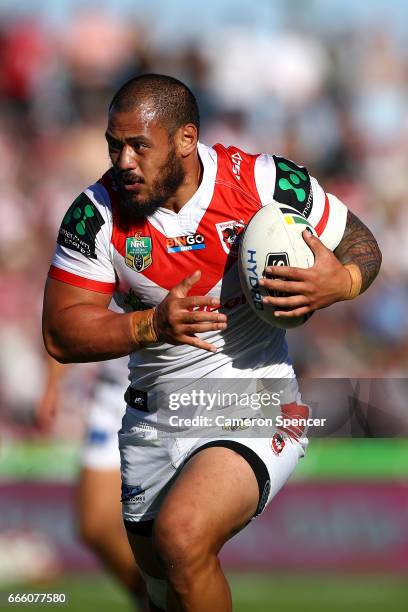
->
<box><xmin>102</xmin><ymin>145</ymin><xmax>262</xmax><ymax>297</ymax></box>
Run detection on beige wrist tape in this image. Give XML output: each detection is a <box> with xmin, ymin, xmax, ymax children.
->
<box><xmin>130</xmin><ymin>308</ymin><xmax>158</xmax><ymax>345</ymax></box>
<box><xmin>344</xmin><ymin>263</ymin><xmax>362</xmax><ymax>300</ymax></box>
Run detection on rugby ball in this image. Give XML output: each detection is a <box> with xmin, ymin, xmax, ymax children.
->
<box><xmin>238</xmin><ymin>201</ymin><xmax>316</xmax><ymax>328</ymax></box>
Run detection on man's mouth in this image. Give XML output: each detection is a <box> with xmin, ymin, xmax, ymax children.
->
<box><xmin>123</xmin><ymin>182</ymin><xmax>143</xmax><ymax>192</ymax></box>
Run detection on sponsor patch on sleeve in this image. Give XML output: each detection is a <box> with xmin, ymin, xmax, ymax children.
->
<box><xmin>57</xmin><ymin>193</ymin><xmax>105</xmax><ymax>259</ymax></box>
<box><xmin>273</xmin><ymin>156</ymin><xmax>313</xmax><ymax>217</ymax></box>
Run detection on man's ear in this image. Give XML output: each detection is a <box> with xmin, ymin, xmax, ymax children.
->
<box><xmin>174</xmin><ymin>123</ymin><xmax>198</xmax><ymax>157</ymax></box>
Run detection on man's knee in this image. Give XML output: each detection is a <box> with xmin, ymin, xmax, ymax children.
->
<box><xmin>153</xmin><ymin>513</ymin><xmax>216</xmax><ymax>581</ymax></box>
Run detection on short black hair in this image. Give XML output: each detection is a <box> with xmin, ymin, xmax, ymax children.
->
<box><xmin>109</xmin><ymin>73</ymin><xmax>200</xmax><ymax>135</ymax></box>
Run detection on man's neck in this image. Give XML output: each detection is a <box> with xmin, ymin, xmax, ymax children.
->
<box><xmin>165</xmin><ymin>151</ymin><xmax>203</xmax><ymax>213</ymax></box>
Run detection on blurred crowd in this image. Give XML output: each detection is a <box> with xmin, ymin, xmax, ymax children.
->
<box><xmin>0</xmin><ymin>8</ymin><xmax>406</xmax><ymax>435</ymax></box>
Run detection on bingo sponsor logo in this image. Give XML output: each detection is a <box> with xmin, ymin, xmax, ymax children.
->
<box><xmin>166</xmin><ymin>234</ymin><xmax>205</xmax><ymax>253</ymax></box>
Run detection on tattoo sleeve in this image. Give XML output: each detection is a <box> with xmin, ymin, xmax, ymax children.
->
<box><xmin>334</xmin><ymin>210</ymin><xmax>382</xmax><ymax>294</ymax></box>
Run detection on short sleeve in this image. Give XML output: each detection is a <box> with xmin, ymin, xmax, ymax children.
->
<box><xmin>254</xmin><ymin>154</ymin><xmax>348</xmax><ymax>250</ymax></box>
<box><xmin>48</xmin><ymin>183</ymin><xmax>116</xmax><ymax>294</ymax></box>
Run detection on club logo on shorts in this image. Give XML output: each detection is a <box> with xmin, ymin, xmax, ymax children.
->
<box><xmin>271</xmin><ymin>432</ymin><xmax>285</xmax><ymax>455</ymax></box>
<box><xmin>125</xmin><ymin>233</ymin><xmax>152</xmax><ymax>272</ymax></box>
<box><xmin>121</xmin><ymin>484</ymin><xmax>146</xmax><ymax>504</ymax></box>
<box><xmin>215</xmin><ymin>220</ymin><xmax>245</xmax><ymax>256</ymax></box>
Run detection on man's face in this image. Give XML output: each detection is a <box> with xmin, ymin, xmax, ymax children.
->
<box><xmin>105</xmin><ymin>105</ymin><xmax>185</xmax><ymax>218</ymax></box>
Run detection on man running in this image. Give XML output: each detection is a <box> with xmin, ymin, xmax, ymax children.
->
<box><xmin>43</xmin><ymin>74</ymin><xmax>381</xmax><ymax>611</ymax></box>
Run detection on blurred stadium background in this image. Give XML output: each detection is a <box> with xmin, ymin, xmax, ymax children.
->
<box><xmin>1</xmin><ymin>0</ymin><xmax>408</xmax><ymax>610</ymax></box>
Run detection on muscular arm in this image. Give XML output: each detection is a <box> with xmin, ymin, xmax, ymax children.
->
<box><xmin>42</xmin><ymin>279</ymin><xmax>156</xmax><ymax>363</ymax></box>
<box><xmin>334</xmin><ymin>210</ymin><xmax>382</xmax><ymax>294</ymax></box>
<box><xmin>43</xmin><ymin>271</ymin><xmax>227</xmax><ymax>363</ymax></box>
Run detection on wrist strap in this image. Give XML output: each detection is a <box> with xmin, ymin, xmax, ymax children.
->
<box><xmin>344</xmin><ymin>263</ymin><xmax>362</xmax><ymax>299</ymax></box>
<box><xmin>130</xmin><ymin>308</ymin><xmax>158</xmax><ymax>345</ymax></box>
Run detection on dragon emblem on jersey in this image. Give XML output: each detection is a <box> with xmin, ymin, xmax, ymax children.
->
<box><xmin>125</xmin><ymin>233</ymin><xmax>152</xmax><ymax>272</ymax></box>
<box><xmin>215</xmin><ymin>220</ymin><xmax>245</xmax><ymax>256</ymax></box>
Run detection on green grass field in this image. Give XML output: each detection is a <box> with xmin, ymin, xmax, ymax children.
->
<box><xmin>1</xmin><ymin>572</ymin><xmax>408</xmax><ymax>611</ymax></box>
<box><xmin>2</xmin><ymin>440</ymin><xmax>408</xmax><ymax>610</ymax></box>
<box><xmin>3</xmin><ymin>439</ymin><xmax>408</xmax><ymax>482</ymax></box>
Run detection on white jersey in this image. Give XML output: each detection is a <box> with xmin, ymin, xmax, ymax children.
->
<box><xmin>49</xmin><ymin>143</ymin><xmax>347</xmax><ymax>391</ymax></box>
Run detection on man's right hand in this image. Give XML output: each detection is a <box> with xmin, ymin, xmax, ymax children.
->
<box><xmin>153</xmin><ymin>271</ymin><xmax>227</xmax><ymax>353</ymax></box>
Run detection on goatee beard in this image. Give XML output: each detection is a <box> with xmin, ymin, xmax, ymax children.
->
<box><xmin>115</xmin><ymin>150</ymin><xmax>186</xmax><ymax>220</ymax></box>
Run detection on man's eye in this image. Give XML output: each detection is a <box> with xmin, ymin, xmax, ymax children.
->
<box><xmin>108</xmin><ymin>142</ymin><xmax>121</xmax><ymax>152</ymax></box>
<box><xmin>132</xmin><ymin>143</ymin><xmax>146</xmax><ymax>151</ymax></box>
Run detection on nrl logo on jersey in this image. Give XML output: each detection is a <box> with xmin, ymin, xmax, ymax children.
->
<box><xmin>215</xmin><ymin>220</ymin><xmax>245</xmax><ymax>257</ymax></box>
<box><xmin>125</xmin><ymin>233</ymin><xmax>152</xmax><ymax>272</ymax></box>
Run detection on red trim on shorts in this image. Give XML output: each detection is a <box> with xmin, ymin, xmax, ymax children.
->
<box><xmin>48</xmin><ymin>265</ymin><xmax>115</xmax><ymax>294</ymax></box>
<box><xmin>315</xmin><ymin>193</ymin><xmax>330</xmax><ymax>236</ymax></box>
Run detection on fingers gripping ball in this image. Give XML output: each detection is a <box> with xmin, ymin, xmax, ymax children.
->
<box><xmin>238</xmin><ymin>202</ymin><xmax>315</xmax><ymax>328</ymax></box>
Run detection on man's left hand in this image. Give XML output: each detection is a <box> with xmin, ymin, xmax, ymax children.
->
<box><xmin>259</xmin><ymin>230</ymin><xmax>352</xmax><ymax>319</ymax></box>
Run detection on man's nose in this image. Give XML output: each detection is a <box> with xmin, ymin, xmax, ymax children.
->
<box><xmin>117</xmin><ymin>144</ymin><xmax>138</xmax><ymax>170</ymax></box>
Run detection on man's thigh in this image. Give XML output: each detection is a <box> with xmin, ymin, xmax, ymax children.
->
<box><xmin>125</xmin><ymin>445</ymin><xmax>260</xmax><ymax>561</ymax></box>
<box><xmin>123</xmin><ymin>435</ymin><xmax>302</xmax><ymax>612</ymax></box>
<box><xmin>155</xmin><ymin>446</ymin><xmax>259</xmax><ymax>552</ymax></box>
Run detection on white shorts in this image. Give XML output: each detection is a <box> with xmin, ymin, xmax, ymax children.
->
<box><xmin>81</xmin><ymin>380</ymin><xmax>126</xmax><ymax>471</ymax></box>
<box><xmin>119</xmin><ymin>405</ymin><xmax>307</xmax><ymax>525</ymax></box>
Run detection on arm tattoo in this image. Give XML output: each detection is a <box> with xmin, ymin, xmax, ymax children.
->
<box><xmin>334</xmin><ymin>210</ymin><xmax>382</xmax><ymax>294</ymax></box>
